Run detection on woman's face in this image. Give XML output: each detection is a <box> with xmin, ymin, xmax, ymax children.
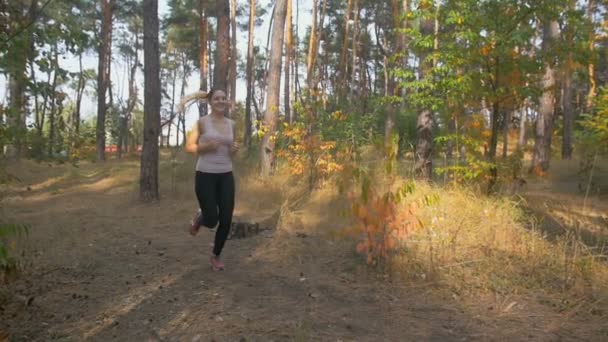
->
<box><xmin>210</xmin><ymin>90</ymin><xmax>227</xmax><ymax>114</ymax></box>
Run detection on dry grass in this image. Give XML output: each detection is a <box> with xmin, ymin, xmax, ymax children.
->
<box><xmin>294</xmin><ymin>154</ymin><xmax>608</xmax><ymax>315</ymax></box>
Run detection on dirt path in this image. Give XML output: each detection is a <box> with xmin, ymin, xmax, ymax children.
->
<box><xmin>0</xmin><ymin>158</ymin><xmax>604</xmax><ymax>341</ymax></box>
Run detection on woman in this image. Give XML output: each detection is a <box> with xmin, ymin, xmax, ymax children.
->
<box><xmin>185</xmin><ymin>89</ymin><xmax>239</xmax><ymax>271</ymax></box>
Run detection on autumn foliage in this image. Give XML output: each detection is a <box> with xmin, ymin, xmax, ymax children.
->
<box><xmin>346</xmin><ymin>179</ymin><xmax>420</xmax><ymax>266</ymax></box>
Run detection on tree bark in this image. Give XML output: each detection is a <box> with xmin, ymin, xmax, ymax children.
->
<box><xmin>198</xmin><ymin>0</ymin><xmax>209</xmax><ymax>117</ymax></box>
<box><xmin>260</xmin><ymin>0</ymin><xmax>288</xmax><ymax>177</ymax></box>
<box><xmin>350</xmin><ymin>0</ymin><xmax>360</xmax><ymax>96</ymax></box>
<box><xmin>339</xmin><ymin>0</ymin><xmax>353</xmax><ymax>92</ymax></box>
<box><xmin>214</xmin><ymin>0</ymin><xmax>231</xmax><ymax>99</ymax></box>
<box><xmin>306</xmin><ymin>0</ymin><xmax>318</xmax><ymax>91</ymax></box>
<box><xmin>74</xmin><ymin>51</ymin><xmax>85</xmax><ymax>143</ymax></box>
<box><xmin>562</xmin><ymin>53</ymin><xmax>574</xmax><ymax>160</ymax></box>
<box><xmin>306</xmin><ymin>0</ymin><xmax>327</xmax><ymax>92</ymax></box>
<box><xmin>230</xmin><ymin>0</ymin><xmax>237</xmax><ymax>106</ymax></box>
<box><xmin>562</xmin><ymin>0</ymin><xmax>576</xmax><ymax>160</ymax></box>
<box><xmin>244</xmin><ymin>0</ymin><xmax>256</xmax><ymax>147</ymax></box>
<box><xmin>48</xmin><ymin>43</ymin><xmax>59</xmax><ymax>158</ymax></box>
<box><xmin>586</xmin><ymin>0</ymin><xmax>596</xmax><ymax>110</ymax></box>
<box><xmin>140</xmin><ymin>0</ymin><xmax>161</xmax><ymax>201</ymax></box>
<box><xmin>414</xmin><ymin>13</ymin><xmax>435</xmax><ymax>180</ymax></box>
<box><xmin>96</xmin><ymin>0</ymin><xmax>114</xmax><ymax>161</ymax></box>
<box><xmin>532</xmin><ymin>20</ymin><xmax>559</xmax><ymax>172</ymax></box>
<box><xmin>5</xmin><ymin>0</ymin><xmax>37</xmax><ymax>160</ymax></box>
<box><xmin>284</xmin><ymin>0</ymin><xmax>293</xmax><ymax>123</ymax></box>
<box><xmin>517</xmin><ymin>105</ymin><xmax>527</xmax><ymax>150</ymax></box>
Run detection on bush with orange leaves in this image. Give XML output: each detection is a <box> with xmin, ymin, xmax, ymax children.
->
<box><xmin>276</xmin><ymin>121</ymin><xmax>344</xmax><ymax>189</ymax></box>
<box><xmin>345</xmin><ymin>176</ymin><xmax>420</xmax><ymax>267</ymax></box>
<box><xmin>338</xmin><ymin>135</ymin><xmax>421</xmax><ymax>268</ymax></box>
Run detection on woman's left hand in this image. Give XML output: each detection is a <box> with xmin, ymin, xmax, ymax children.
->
<box><xmin>230</xmin><ymin>142</ymin><xmax>240</xmax><ymax>155</ymax></box>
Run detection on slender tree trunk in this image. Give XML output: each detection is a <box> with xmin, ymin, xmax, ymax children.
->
<box><xmin>140</xmin><ymin>0</ymin><xmax>161</xmax><ymax>201</ymax></box>
<box><xmin>96</xmin><ymin>0</ymin><xmax>113</xmax><ymax>161</ymax></box>
<box><xmin>385</xmin><ymin>0</ymin><xmax>408</xmax><ymax>152</ymax></box>
<box><xmin>339</xmin><ymin>0</ymin><xmax>353</xmax><ymax>92</ymax></box>
<box><xmin>518</xmin><ymin>105</ymin><xmax>527</xmax><ymax>150</ymax></box>
<box><xmin>208</xmin><ymin>32</ymin><xmax>214</xmax><ymax>87</ymax></box>
<box><xmin>306</xmin><ymin>0</ymin><xmax>326</xmax><ymax>92</ymax></box>
<box><xmin>502</xmin><ymin>110</ymin><xmax>511</xmax><ymax>158</ymax></box>
<box><xmin>562</xmin><ymin>1</ymin><xmax>576</xmax><ymax>160</ymax></box>
<box><xmin>48</xmin><ymin>44</ymin><xmax>59</xmax><ymax>158</ymax></box>
<box><xmin>488</xmin><ymin>57</ymin><xmax>500</xmax><ymax>160</ymax></box>
<box><xmin>293</xmin><ymin>0</ymin><xmax>301</xmax><ymax>104</ymax></box>
<box><xmin>214</xmin><ymin>0</ymin><xmax>231</xmax><ymax>98</ymax></box>
<box><xmin>284</xmin><ymin>0</ymin><xmax>293</xmax><ymax>123</ymax></box>
<box><xmin>414</xmin><ymin>14</ymin><xmax>435</xmax><ymax>180</ymax></box>
<box><xmin>38</xmin><ymin>67</ymin><xmax>52</xmax><ymax>140</ymax></box>
<box><xmin>6</xmin><ymin>0</ymin><xmax>37</xmax><ymax>160</ymax></box>
<box><xmin>74</xmin><ymin>51</ymin><xmax>85</xmax><ymax>142</ymax></box>
<box><xmin>244</xmin><ymin>0</ymin><xmax>256</xmax><ymax>147</ymax></box>
<box><xmin>230</xmin><ymin>0</ymin><xmax>237</xmax><ymax>107</ymax></box>
<box><xmin>181</xmin><ymin>56</ymin><xmax>189</xmax><ymax>146</ymax></box>
<box><xmin>562</xmin><ymin>54</ymin><xmax>574</xmax><ymax>160</ymax></box>
<box><xmin>166</xmin><ymin>56</ymin><xmax>178</xmax><ymax>151</ymax></box>
<box><xmin>350</xmin><ymin>0</ymin><xmax>360</xmax><ymax>96</ymax></box>
<box><xmin>198</xmin><ymin>0</ymin><xmax>208</xmax><ymax>117</ymax></box>
<box><xmin>532</xmin><ymin>20</ymin><xmax>559</xmax><ymax>172</ymax></box>
<box><xmin>586</xmin><ymin>0</ymin><xmax>596</xmax><ymax>110</ymax></box>
<box><xmin>260</xmin><ymin>0</ymin><xmax>288</xmax><ymax>177</ymax></box>
<box><xmin>306</xmin><ymin>0</ymin><xmax>318</xmax><ymax>91</ymax></box>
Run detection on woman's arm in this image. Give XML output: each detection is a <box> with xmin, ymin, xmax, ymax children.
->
<box><xmin>184</xmin><ymin>120</ymin><xmax>201</xmax><ymax>154</ymax></box>
<box><xmin>230</xmin><ymin>119</ymin><xmax>239</xmax><ymax>157</ymax></box>
<box><xmin>185</xmin><ymin>119</ymin><xmax>218</xmax><ymax>154</ymax></box>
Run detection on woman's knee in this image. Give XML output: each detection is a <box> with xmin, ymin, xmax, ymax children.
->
<box><xmin>202</xmin><ymin>212</ymin><xmax>219</xmax><ymax>228</ymax></box>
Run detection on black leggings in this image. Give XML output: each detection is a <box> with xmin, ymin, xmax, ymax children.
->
<box><xmin>195</xmin><ymin>171</ymin><xmax>235</xmax><ymax>256</ymax></box>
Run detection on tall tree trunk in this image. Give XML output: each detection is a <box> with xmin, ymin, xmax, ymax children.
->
<box><xmin>385</xmin><ymin>0</ymin><xmax>408</xmax><ymax>152</ymax></box>
<box><xmin>339</xmin><ymin>0</ymin><xmax>353</xmax><ymax>93</ymax></box>
<box><xmin>74</xmin><ymin>51</ymin><xmax>85</xmax><ymax>143</ymax></box>
<box><xmin>230</xmin><ymin>0</ymin><xmax>237</xmax><ymax>106</ymax></box>
<box><xmin>120</xmin><ymin>32</ymin><xmax>139</xmax><ymax>157</ymax></box>
<box><xmin>48</xmin><ymin>44</ymin><xmax>59</xmax><ymax>158</ymax></box>
<box><xmin>140</xmin><ymin>0</ymin><xmax>161</xmax><ymax>201</ymax></box>
<box><xmin>489</xmin><ymin>59</ymin><xmax>500</xmax><ymax>160</ymax></box>
<box><xmin>260</xmin><ymin>0</ymin><xmax>288</xmax><ymax>177</ymax></box>
<box><xmin>502</xmin><ymin>110</ymin><xmax>511</xmax><ymax>158</ymax></box>
<box><xmin>214</xmin><ymin>0</ymin><xmax>231</xmax><ymax>98</ymax></box>
<box><xmin>306</xmin><ymin>0</ymin><xmax>318</xmax><ymax>91</ymax></box>
<box><xmin>518</xmin><ymin>105</ymin><xmax>527</xmax><ymax>150</ymax></box>
<box><xmin>586</xmin><ymin>0</ymin><xmax>596</xmax><ymax>110</ymax></box>
<box><xmin>180</xmin><ymin>54</ymin><xmax>189</xmax><ymax>146</ymax></box>
<box><xmin>306</xmin><ymin>0</ymin><xmax>326</xmax><ymax>92</ymax></box>
<box><xmin>532</xmin><ymin>20</ymin><xmax>559</xmax><ymax>172</ymax></box>
<box><xmin>562</xmin><ymin>53</ymin><xmax>574</xmax><ymax>160</ymax></box>
<box><xmin>284</xmin><ymin>0</ymin><xmax>293</xmax><ymax>123</ymax></box>
<box><xmin>6</xmin><ymin>0</ymin><xmax>37</xmax><ymax>160</ymax></box>
<box><xmin>414</xmin><ymin>14</ymin><xmax>434</xmax><ymax>180</ymax></box>
<box><xmin>208</xmin><ymin>32</ymin><xmax>214</xmax><ymax>87</ymax></box>
<box><xmin>350</xmin><ymin>0</ymin><xmax>360</xmax><ymax>96</ymax></box>
<box><xmin>293</xmin><ymin>0</ymin><xmax>301</xmax><ymax>104</ymax></box>
<box><xmin>198</xmin><ymin>0</ymin><xmax>209</xmax><ymax>117</ymax></box>
<box><xmin>96</xmin><ymin>0</ymin><xmax>113</xmax><ymax>161</ymax></box>
<box><xmin>244</xmin><ymin>0</ymin><xmax>256</xmax><ymax>147</ymax></box>
<box><xmin>166</xmin><ymin>54</ymin><xmax>178</xmax><ymax>150</ymax></box>
<box><xmin>562</xmin><ymin>0</ymin><xmax>576</xmax><ymax>160</ymax></box>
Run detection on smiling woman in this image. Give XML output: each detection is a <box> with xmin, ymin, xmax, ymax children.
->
<box><xmin>184</xmin><ymin>88</ymin><xmax>239</xmax><ymax>271</ymax></box>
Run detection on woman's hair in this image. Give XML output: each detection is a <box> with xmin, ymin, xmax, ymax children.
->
<box><xmin>206</xmin><ymin>88</ymin><xmax>222</xmax><ymax>101</ymax></box>
<box><xmin>179</xmin><ymin>87</ymin><xmax>225</xmax><ymax>114</ymax></box>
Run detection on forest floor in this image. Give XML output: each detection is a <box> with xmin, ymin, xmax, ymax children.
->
<box><xmin>1</xmin><ymin>152</ymin><xmax>607</xmax><ymax>341</ymax></box>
